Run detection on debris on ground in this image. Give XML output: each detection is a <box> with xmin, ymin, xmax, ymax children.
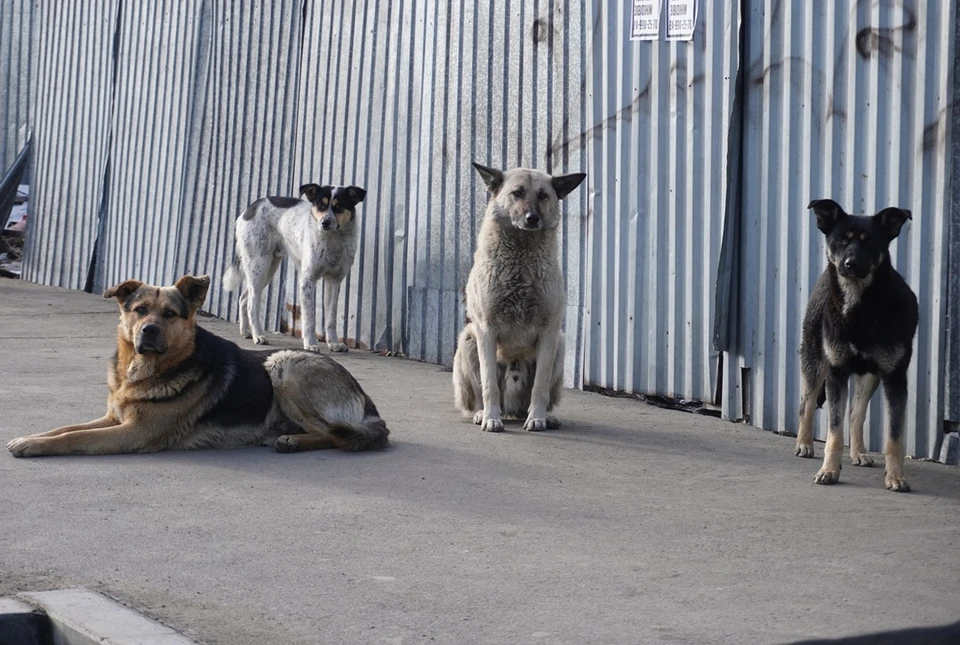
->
<box><xmin>1</xmin><ymin>184</ymin><xmax>27</xmax><ymax>279</ymax></box>
<box><xmin>584</xmin><ymin>384</ymin><xmax>722</xmax><ymax>417</ymax></box>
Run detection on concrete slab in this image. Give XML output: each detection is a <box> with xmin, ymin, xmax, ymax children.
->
<box><xmin>19</xmin><ymin>589</ymin><xmax>196</xmax><ymax>645</ymax></box>
<box><xmin>1</xmin><ymin>279</ymin><xmax>959</xmax><ymax>645</ymax></box>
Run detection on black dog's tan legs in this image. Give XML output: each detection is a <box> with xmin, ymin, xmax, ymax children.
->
<box><xmin>795</xmin><ymin>365</ymin><xmax>824</xmax><ymax>458</ymax></box>
<box><xmin>814</xmin><ymin>369</ymin><xmax>848</xmax><ymax>485</ymax></box>
<box><xmin>848</xmin><ymin>373</ymin><xmax>879</xmax><ymax>466</ymax></box>
<box><xmin>882</xmin><ymin>370</ymin><xmax>910</xmax><ymax>492</ymax></box>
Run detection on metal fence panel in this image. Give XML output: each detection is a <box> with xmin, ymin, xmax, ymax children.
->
<box><xmin>946</xmin><ymin>4</ymin><xmax>960</xmax><ymax>427</ymax></box>
<box><xmin>22</xmin><ymin>0</ymin><xmax>119</xmax><ymax>290</ymax></box>
<box><xmin>293</xmin><ymin>0</ymin><xmax>589</xmax><ymax>379</ymax></box>
<box><xmin>730</xmin><ymin>0</ymin><xmax>955</xmax><ymax>457</ymax></box>
<box><xmin>96</xmin><ymin>0</ymin><xmax>303</xmax><ymax>331</ymax></box>
<box><xmin>0</xmin><ymin>0</ymin><xmax>34</xmax><ymax>175</ymax></box>
<box><xmin>584</xmin><ymin>1</ymin><xmax>740</xmax><ymax>401</ymax></box>
<box><xmin>292</xmin><ymin>0</ymin><xmax>422</xmax><ymax>352</ymax></box>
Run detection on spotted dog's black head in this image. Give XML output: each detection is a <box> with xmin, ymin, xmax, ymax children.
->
<box><xmin>808</xmin><ymin>199</ymin><xmax>911</xmax><ymax>281</ymax></box>
<box><xmin>299</xmin><ymin>183</ymin><xmax>366</xmax><ymax>232</ymax></box>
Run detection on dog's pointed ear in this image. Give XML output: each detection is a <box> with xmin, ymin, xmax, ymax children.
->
<box><xmin>472</xmin><ymin>162</ymin><xmax>504</xmax><ymax>194</ymax></box>
<box><xmin>103</xmin><ymin>279</ymin><xmax>143</xmax><ymax>302</ymax></box>
<box><xmin>874</xmin><ymin>207</ymin><xmax>912</xmax><ymax>240</ymax></box>
<box><xmin>346</xmin><ymin>186</ymin><xmax>366</xmax><ymax>204</ymax></box>
<box><xmin>174</xmin><ymin>274</ymin><xmax>211</xmax><ymax>312</ymax></box>
<box><xmin>808</xmin><ymin>199</ymin><xmax>846</xmax><ymax>234</ymax></box>
<box><xmin>552</xmin><ymin>172</ymin><xmax>587</xmax><ymax>200</ymax></box>
<box><xmin>299</xmin><ymin>183</ymin><xmax>322</xmax><ymax>202</ymax></box>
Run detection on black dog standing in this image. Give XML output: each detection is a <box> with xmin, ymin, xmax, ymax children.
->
<box><xmin>795</xmin><ymin>199</ymin><xmax>918</xmax><ymax>492</ymax></box>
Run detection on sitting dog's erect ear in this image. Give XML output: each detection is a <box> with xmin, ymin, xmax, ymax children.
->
<box><xmin>552</xmin><ymin>172</ymin><xmax>587</xmax><ymax>200</ymax></box>
<box><xmin>174</xmin><ymin>275</ymin><xmax>211</xmax><ymax>312</ymax></box>
<box><xmin>807</xmin><ymin>199</ymin><xmax>846</xmax><ymax>234</ymax></box>
<box><xmin>299</xmin><ymin>183</ymin><xmax>323</xmax><ymax>202</ymax></box>
<box><xmin>346</xmin><ymin>186</ymin><xmax>367</xmax><ymax>204</ymax></box>
<box><xmin>875</xmin><ymin>207</ymin><xmax>912</xmax><ymax>240</ymax></box>
<box><xmin>103</xmin><ymin>279</ymin><xmax>142</xmax><ymax>302</ymax></box>
<box><xmin>472</xmin><ymin>162</ymin><xmax>504</xmax><ymax>194</ymax></box>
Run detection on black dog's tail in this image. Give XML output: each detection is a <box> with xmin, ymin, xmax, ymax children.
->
<box><xmin>816</xmin><ymin>383</ymin><xmax>827</xmax><ymax>409</ymax></box>
<box><xmin>328</xmin><ymin>394</ymin><xmax>390</xmax><ymax>452</ymax></box>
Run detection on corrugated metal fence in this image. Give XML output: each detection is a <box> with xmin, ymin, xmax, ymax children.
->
<box><xmin>0</xmin><ymin>0</ymin><xmax>33</xmax><ymax>174</ymax></box>
<box><xmin>17</xmin><ymin>0</ymin><xmax>590</xmax><ymax>385</ymax></box>
<box><xmin>5</xmin><ymin>0</ymin><xmax>958</xmax><ymax>457</ymax></box>
<box><xmin>584</xmin><ymin>0</ymin><xmax>739</xmax><ymax>403</ymax></box>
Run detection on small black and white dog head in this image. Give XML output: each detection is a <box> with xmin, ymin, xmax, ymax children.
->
<box><xmin>299</xmin><ymin>184</ymin><xmax>367</xmax><ymax>231</ymax></box>
<box><xmin>808</xmin><ymin>199</ymin><xmax>911</xmax><ymax>281</ymax></box>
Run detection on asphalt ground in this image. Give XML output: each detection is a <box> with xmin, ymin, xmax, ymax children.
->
<box><xmin>2</xmin><ymin>279</ymin><xmax>958</xmax><ymax>644</ymax></box>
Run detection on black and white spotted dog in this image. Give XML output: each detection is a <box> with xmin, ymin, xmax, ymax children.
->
<box><xmin>224</xmin><ymin>184</ymin><xmax>366</xmax><ymax>352</ymax></box>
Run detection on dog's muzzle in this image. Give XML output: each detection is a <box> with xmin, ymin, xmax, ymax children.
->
<box><xmin>319</xmin><ymin>215</ymin><xmax>338</xmax><ymax>231</ymax></box>
<box><xmin>838</xmin><ymin>256</ymin><xmax>870</xmax><ymax>280</ymax></box>
<box><xmin>520</xmin><ymin>212</ymin><xmax>542</xmax><ymax>230</ymax></box>
<box><xmin>136</xmin><ymin>324</ymin><xmax>167</xmax><ymax>354</ymax></box>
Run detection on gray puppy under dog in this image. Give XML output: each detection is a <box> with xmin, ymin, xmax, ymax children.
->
<box><xmin>453</xmin><ymin>163</ymin><xmax>586</xmax><ymax>432</ymax></box>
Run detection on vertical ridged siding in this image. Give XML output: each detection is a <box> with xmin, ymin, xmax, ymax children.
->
<box><xmin>12</xmin><ymin>1</ymin><xmax>958</xmax><ymax>457</ymax></box>
<box><xmin>18</xmin><ymin>0</ymin><xmax>589</xmax><ymax>381</ymax></box>
<box><xmin>728</xmin><ymin>0</ymin><xmax>956</xmax><ymax>457</ymax></box>
<box><xmin>584</xmin><ymin>1</ymin><xmax>740</xmax><ymax>401</ymax></box>
<box><xmin>22</xmin><ymin>0</ymin><xmax>119</xmax><ymax>289</ymax></box>
<box><xmin>99</xmin><ymin>0</ymin><xmax>304</xmax><ymax>330</ymax></box>
<box><xmin>0</xmin><ymin>0</ymin><xmax>34</xmax><ymax>173</ymax></box>
<box><xmin>293</xmin><ymin>0</ymin><xmax>589</xmax><ymax>378</ymax></box>
<box><xmin>946</xmin><ymin>4</ymin><xmax>960</xmax><ymax>426</ymax></box>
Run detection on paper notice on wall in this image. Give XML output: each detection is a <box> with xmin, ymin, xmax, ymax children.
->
<box><xmin>630</xmin><ymin>0</ymin><xmax>662</xmax><ymax>41</ymax></box>
<box><xmin>666</xmin><ymin>0</ymin><xmax>697</xmax><ymax>41</ymax></box>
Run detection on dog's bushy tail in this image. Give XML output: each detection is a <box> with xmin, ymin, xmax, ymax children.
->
<box><xmin>328</xmin><ymin>394</ymin><xmax>390</xmax><ymax>451</ymax></box>
<box><xmin>222</xmin><ymin>257</ymin><xmax>242</xmax><ymax>292</ymax></box>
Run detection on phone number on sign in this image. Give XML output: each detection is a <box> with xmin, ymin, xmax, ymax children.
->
<box><xmin>668</xmin><ymin>19</ymin><xmax>693</xmax><ymax>31</ymax></box>
<box><xmin>633</xmin><ymin>18</ymin><xmax>658</xmax><ymax>31</ymax></box>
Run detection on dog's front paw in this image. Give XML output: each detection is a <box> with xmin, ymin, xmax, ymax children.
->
<box><xmin>253</xmin><ymin>334</ymin><xmax>270</xmax><ymax>345</ymax></box>
<box><xmin>813</xmin><ymin>466</ymin><xmax>841</xmax><ymax>485</ymax></box>
<box><xmin>274</xmin><ymin>435</ymin><xmax>299</xmax><ymax>453</ymax></box>
<box><xmin>480</xmin><ymin>418</ymin><xmax>504</xmax><ymax>433</ymax></box>
<box><xmin>303</xmin><ymin>343</ymin><xmax>322</xmax><ymax>353</ymax></box>
<box><xmin>7</xmin><ymin>437</ymin><xmax>42</xmax><ymax>458</ymax></box>
<box><xmin>240</xmin><ymin>330</ymin><xmax>252</xmax><ymax>339</ymax></box>
<box><xmin>795</xmin><ymin>442</ymin><xmax>815</xmax><ymax>458</ymax></box>
<box><xmin>851</xmin><ymin>453</ymin><xmax>874</xmax><ymax>467</ymax></box>
<box><xmin>524</xmin><ymin>417</ymin><xmax>547</xmax><ymax>432</ymax></box>
<box><xmin>328</xmin><ymin>342</ymin><xmax>348</xmax><ymax>353</ymax></box>
<box><xmin>885</xmin><ymin>472</ymin><xmax>910</xmax><ymax>492</ymax></box>
<box><xmin>472</xmin><ymin>411</ymin><xmax>484</xmax><ymax>425</ymax></box>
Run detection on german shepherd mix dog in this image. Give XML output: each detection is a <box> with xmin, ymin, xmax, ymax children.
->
<box><xmin>796</xmin><ymin>199</ymin><xmax>918</xmax><ymax>491</ymax></box>
<box><xmin>223</xmin><ymin>183</ymin><xmax>366</xmax><ymax>352</ymax></box>
<box><xmin>6</xmin><ymin>275</ymin><xmax>389</xmax><ymax>457</ymax></box>
<box><xmin>453</xmin><ymin>163</ymin><xmax>586</xmax><ymax>432</ymax></box>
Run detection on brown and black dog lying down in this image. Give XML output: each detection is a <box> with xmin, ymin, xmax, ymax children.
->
<box><xmin>6</xmin><ymin>275</ymin><xmax>389</xmax><ymax>457</ymax></box>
